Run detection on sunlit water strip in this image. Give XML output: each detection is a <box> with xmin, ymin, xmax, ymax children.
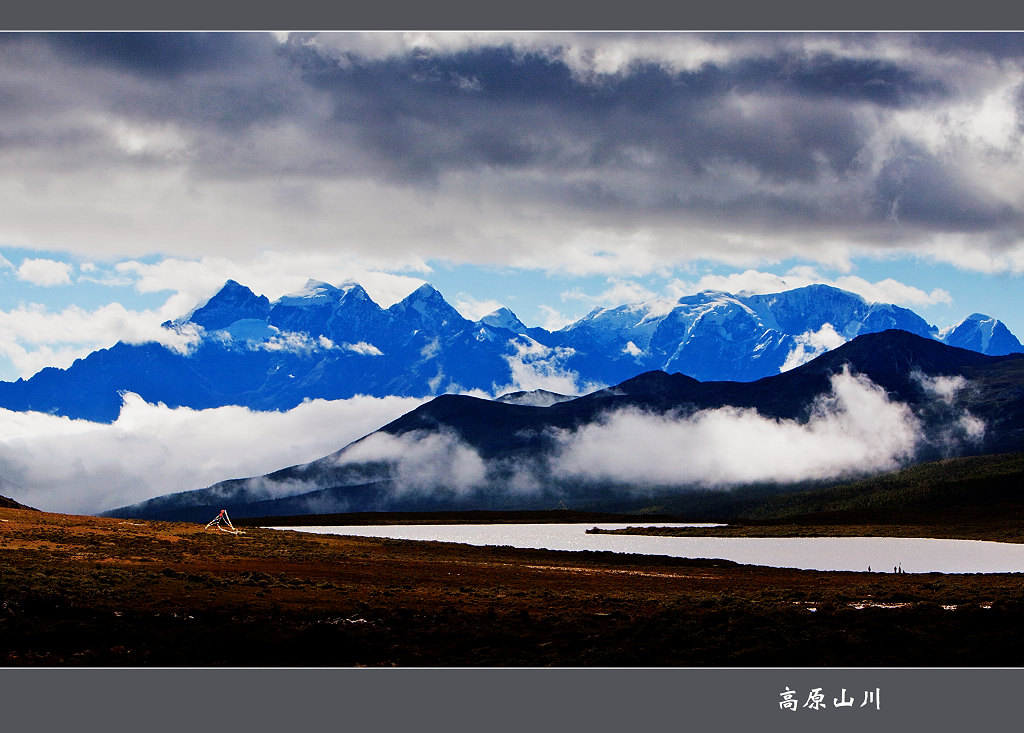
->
<box><xmin>265</xmin><ymin>523</ymin><xmax>1024</xmax><ymax>574</ymax></box>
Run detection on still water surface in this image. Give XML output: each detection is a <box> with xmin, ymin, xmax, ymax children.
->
<box><xmin>268</xmin><ymin>523</ymin><xmax>1024</xmax><ymax>574</ymax></box>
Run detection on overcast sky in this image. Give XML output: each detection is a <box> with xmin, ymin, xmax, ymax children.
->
<box><xmin>1</xmin><ymin>31</ymin><xmax>1023</xmax><ymax>380</ymax></box>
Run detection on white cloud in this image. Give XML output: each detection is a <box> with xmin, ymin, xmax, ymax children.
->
<box><xmin>305</xmin><ymin>32</ymin><xmax>744</xmax><ymax>80</ymax></box>
<box><xmin>454</xmin><ymin>294</ymin><xmax>506</xmax><ymax>321</ymax></box>
<box><xmin>116</xmin><ymin>254</ymin><xmax>428</xmax><ymax>311</ymax></box>
<box><xmin>0</xmin><ymin>341</ymin><xmax>96</xmax><ymax>382</ymax></box>
<box><xmin>668</xmin><ymin>270</ymin><xmax>796</xmax><ymax>297</ymax></box>
<box><xmin>16</xmin><ymin>258</ymin><xmax>73</xmax><ymax>286</ymax></box>
<box><xmin>344</xmin><ymin>341</ymin><xmax>383</xmax><ymax>356</ymax></box>
<box><xmin>77</xmin><ymin>265</ymin><xmax>136</xmax><ymax>288</ymax></box>
<box><xmin>920</xmin><ymin>235</ymin><xmax>1024</xmax><ymax>275</ymax></box>
<box><xmin>258</xmin><ymin>331</ymin><xmax>321</xmax><ymax>354</ymax></box>
<box><xmin>504</xmin><ymin>228</ymin><xmax>684</xmax><ymax>278</ymax></box>
<box><xmin>420</xmin><ymin>337</ymin><xmax>440</xmax><ymax>360</ymax></box>
<box><xmin>109</xmin><ymin>118</ymin><xmax>190</xmax><ymax>158</ymax></box>
<box><xmin>833</xmin><ymin>276</ymin><xmax>952</xmax><ymax>307</ymax></box>
<box><xmin>550</xmin><ymin>369</ymin><xmax>922</xmax><ymax>487</ymax></box>
<box><xmin>337</xmin><ymin>428</ymin><xmax>487</xmax><ymax>496</ymax></box>
<box><xmin>216</xmin><ymin>327</ymin><xmax>380</xmax><ymax>358</ymax></box>
<box><xmin>912</xmin><ymin>372</ymin><xmax>986</xmax><ymax>448</ymax></box>
<box><xmin>914</xmin><ymin>373</ymin><xmax>969</xmax><ymax>404</ymax></box>
<box><xmin>0</xmin><ymin>301</ymin><xmax>202</xmax><ymax>378</ymax></box>
<box><xmin>538</xmin><ymin>305</ymin><xmax>577</xmax><ymax>332</ymax></box>
<box><xmin>562</xmin><ymin>277</ymin><xmax>662</xmax><ymax>309</ymax></box>
<box><xmin>780</xmin><ymin>323</ymin><xmax>848</xmax><ymax>372</ymax></box>
<box><xmin>495</xmin><ymin>337</ymin><xmax>598</xmax><ymax>396</ymax></box>
<box><xmin>669</xmin><ymin>268</ymin><xmax>952</xmax><ymax>307</ymax></box>
<box><xmin>0</xmin><ymin>393</ymin><xmax>427</xmax><ymax>514</ymax></box>
<box><xmin>885</xmin><ymin>68</ymin><xmax>1024</xmax><ymax>204</ymax></box>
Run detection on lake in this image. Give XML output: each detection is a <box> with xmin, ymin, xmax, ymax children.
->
<box><xmin>266</xmin><ymin>523</ymin><xmax>1024</xmax><ymax>574</ymax></box>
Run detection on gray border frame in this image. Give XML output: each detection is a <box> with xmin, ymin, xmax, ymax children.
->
<box><xmin>2</xmin><ymin>1</ymin><xmax>1023</xmax><ymax>731</ymax></box>
<box><xmin>1</xmin><ymin>0</ymin><xmax>1021</xmax><ymax>31</ymax></box>
<box><xmin>5</xmin><ymin>667</ymin><xmax>1024</xmax><ymax>730</ymax></box>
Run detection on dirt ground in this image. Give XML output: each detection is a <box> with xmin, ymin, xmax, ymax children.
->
<box><xmin>3</xmin><ymin>506</ymin><xmax>1024</xmax><ymax>666</ymax></box>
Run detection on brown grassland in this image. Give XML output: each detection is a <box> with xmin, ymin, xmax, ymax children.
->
<box><xmin>4</xmin><ymin>504</ymin><xmax>1024</xmax><ymax>667</ymax></box>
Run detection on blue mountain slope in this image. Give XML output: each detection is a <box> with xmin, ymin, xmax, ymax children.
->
<box><xmin>939</xmin><ymin>313</ymin><xmax>1024</xmax><ymax>356</ymax></box>
<box><xmin>0</xmin><ymin>280</ymin><xmax>1020</xmax><ymax>422</ymax></box>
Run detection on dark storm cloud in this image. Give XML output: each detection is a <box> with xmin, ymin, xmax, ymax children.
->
<box><xmin>710</xmin><ymin>49</ymin><xmax>923</xmax><ymax>115</ymax></box>
<box><xmin>0</xmin><ymin>33</ymin><xmax>961</xmax><ymax>186</ymax></box>
<box><xmin>914</xmin><ymin>32</ymin><xmax>1024</xmax><ymax>61</ymax></box>
<box><xmin>1</xmin><ymin>31</ymin><xmax>1022</xmax><ymax>268</ymax></box>
<box><xmin>873</xmin><ymin>141</ymin><xmax>1024</xmax><ymax>232</ymax></box>
<box><xmin>272</xmin><ymin>39</ymin><xmax>944</xmax><ymax>211</ymax></box>
<box><xmin>0</xmin><ymin>33</ymin><xmax>295</xmax><ymax>130</ymax></box>
<box><xmin>44</xmin><ymin>32</ymin><xmax>277</xmax><ymax>77</ymax></box>
<box><xmin>287</xmin><ymin>44</ymin><xmax>587</xmax><ymax>179</ymax></box>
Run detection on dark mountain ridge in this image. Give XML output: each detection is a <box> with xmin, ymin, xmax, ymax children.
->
<box><xmin>105</xmin><ymin>330</ymin><xmax>1024</xmax><ymax>521</ymax></box>
<box><xmin>373</xmin><ymin>329</ymin><xmax>1024</xmax><ymax>455</ymax></box>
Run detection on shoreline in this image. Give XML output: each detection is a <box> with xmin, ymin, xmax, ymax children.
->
<box><xmin>586</xmin><ymin>521</ymin><xmax>1024</xmax><ymax>544</ymax></box>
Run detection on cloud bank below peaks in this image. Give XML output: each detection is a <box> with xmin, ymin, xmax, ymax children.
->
<box><xmin>0</xmin><ymin>364</ymin><xmax>990</xmax><ymax>515</ymax></box>
<box><xmin>338</xmin><ymin>429</ymin><xmax>488</xmax><ymax>498</ymax></box>
<box><xmin>0</xmin><ymin>393</ymin><xmax>426</xmax><ymax>514</ymax></box>
<box><xmin>549</xmin><ymin>369</ymin><xmax>924</xmax><ymax>488</ymax></box>
<box><xmin>330</xmin><ymin>368</ymin><xmax>986</xmax><ymax>503</ymax></box>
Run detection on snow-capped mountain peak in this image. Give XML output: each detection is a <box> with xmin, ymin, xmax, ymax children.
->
<box><xmin>387</xmin><ymin>283</ymin><xmax>469</xmax><ymax>333</ymax></box>
<box><xmin>2</xmin><ymin>277</ymin><xmax>1021</xmax><ymax>424</ymax></box>
<box><xmin>184</xmin><ymin>279</ymin><xmax>271</xmax><ymax>331</ymax></box>
<box><xmin>407</xmin><ymin>282</ymin><xmax>442</xmax><ymax>300</ymax></box>
<box><xmin>479</xmin><ymin>307</ymin><xmax>528</xmax><ymax>333</ymax></box>
<box><xmin>275</xmin><ymin>279</ymin><xmax>346</xmax><ymax>306</ymax></box>
<box><xmin>939</xmin><ymin>312</ymin><xmax>1023</xmax><ymax>356</ymax></box>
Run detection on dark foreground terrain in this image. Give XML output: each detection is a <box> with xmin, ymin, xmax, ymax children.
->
<box><xmin>4</xmin><ymin>505</ymin><xmax>1024</xmax><ymax>666</ymax></box>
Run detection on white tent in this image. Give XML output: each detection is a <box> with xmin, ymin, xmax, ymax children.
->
<box><xmin>204</xmin><ymin>509</ymin><xmax>244</xmax><ymax>535</ymax></box>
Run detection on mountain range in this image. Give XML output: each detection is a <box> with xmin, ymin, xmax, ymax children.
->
<box><xmin>1</xmin><ymin>279</ymin><xmax>1021</xmax><ymax>422</ymax></box>
<box><xmin>106</xmin><ymin>330</ymin><xmax>1024</xmax><ymax>522</ymax></box>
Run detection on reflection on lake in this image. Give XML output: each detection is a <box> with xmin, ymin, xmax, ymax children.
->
<box><xmin>267</xmin><ymin>523</ymin><xmax>1024</xmax><ymax>574</ymax></box>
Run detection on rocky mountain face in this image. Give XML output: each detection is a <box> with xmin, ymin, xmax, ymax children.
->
<box><xmin>1</xmin><ymin>280</ymin><xmax>1021</xmax><ymax>423</ymax></box>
